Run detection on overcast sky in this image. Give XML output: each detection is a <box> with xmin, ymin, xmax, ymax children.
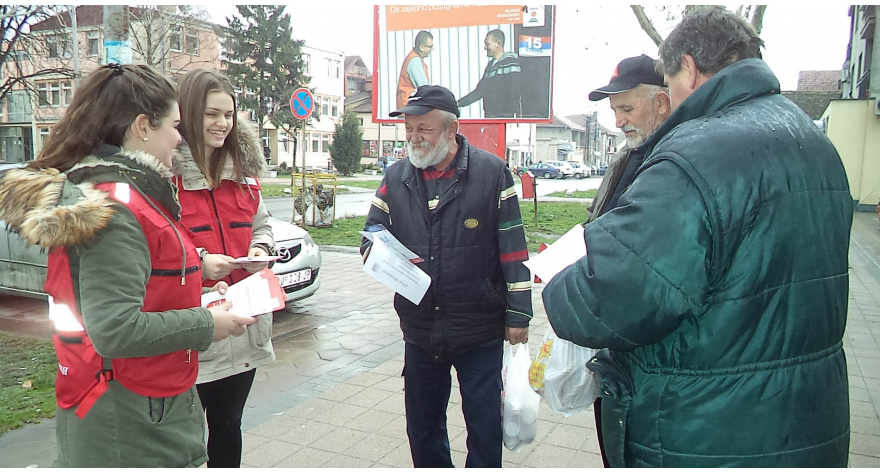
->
<box><xmin>210</xmin><ymin>4</ymin><xmax>852</xmax><ymax>130</ymax></box>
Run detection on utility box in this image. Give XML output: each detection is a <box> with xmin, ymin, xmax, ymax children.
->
<box><xmin>521</xmin><ymin>171</ymin><xmax>536</xmax><ymax>200</ymax></box>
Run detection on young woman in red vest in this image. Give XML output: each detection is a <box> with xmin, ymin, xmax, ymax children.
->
<box><xmin>0</xmin><ymin>64</ymin><xmax>256</xmax><ymax>467</ymax></box>
<box><xmin>172</xmin><ymin>69</ymin><xmax>276</xmax><ymax>468</ymax></box>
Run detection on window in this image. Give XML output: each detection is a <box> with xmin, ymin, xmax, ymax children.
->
<box><xmin>39</xmin><ymin>127</ymin><xmax>50</xmax><ymax>147</ymax></box>
<box><xmin>185</xmin><ymin>29</ymin><xmax>199</xmax><ymax>55</ymax></box>
<box><xmin>322</xmin><ymin>97</ymin><xmax>329</xmax><ymax>116</ymax></box>
<box><xmin>302</xmin><ymin>54</ymin><xmax>310</xmax><ymax>74</ymax></box>
<box><xmin>326</xmin><ymin>58</ymin><xmax>333</xmax><ymax>76</ymax></box>
<box><xmin>46</xmin><ymin>36</ymin><xmax>57</xmax><ymax>58</ymax></box>
<box><xmin>170</xmin><ymin>26</ymin><xmax>182</xmax><ymax>51</ymax></box>
<box><xmin>261</xmin><ymin>128</ymin><xmax>270</xmax><ymax>149</ymax></box>
<box><xmin>282</xmin><ymin>134</ymin><xmax>289</xmax><ymax>153</ymax></box>
<box><xmin>37</xmin><ymin>83</ymin><xmax>49</xmax><ymax>107</ymax></box>
<box><xmin>312</xmin><ymin>134</ymin><xmax>319</xmax><ymax>153</ymax></box>
<box><xmin>322</xmin><ymin>135</ymin><xmax>329</xmax><ymax>153</ymax></box>
<box><xmin>62</xmin><ymin>81</ymin><xmax>72</xmax><ymax>106</ymax></box>
<box><xmin>335</xmin><ymin>60</ymin><xmax>341</xmax><ymax>79</ymax></box>
<box><xmin>331</xmin><ymin>98</ymin><xmax>338</xmax><ymax>117</ymax></box>
<box><xmin>359</xmin><ymin>117</ymin><xmax>364</xmax><ymax>126</ymax></box>
<box><xmin>88</xmin><ymin>31</ymin><xmax>99</xmax><ymax>56</ymax></box>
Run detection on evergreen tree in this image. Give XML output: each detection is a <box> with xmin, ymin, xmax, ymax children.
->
<box><xmin>330</xmin><ymin>112</ymin><xmax>363</xmax><ymax>176</ymax></box>
<box><xmin>223</xmin><ymin>5</ymin><xmax>311</xmax><ymax>143</ymax></box>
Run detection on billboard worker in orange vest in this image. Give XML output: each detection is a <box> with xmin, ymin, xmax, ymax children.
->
<box><xmin>396</xmin><ymin>30</ymin><xmax>433</xmax><ymax>109</ymax></box>
<box><xmin>0</xmin><ymin>63</ymin><xmax>254</xmax><ymax>467</ymax></box>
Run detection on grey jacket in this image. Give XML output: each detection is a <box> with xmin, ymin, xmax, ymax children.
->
<box><xmin>171</xmin><ymin>120</ymin><xmax>276</xmax><ymax>383</ymax></box>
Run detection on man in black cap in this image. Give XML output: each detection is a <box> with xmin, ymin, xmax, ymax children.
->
<box><xmin>360</xmin><ymin>85</ymin><xmax>532</xmax><ymax>468</ymax></box>
<box><xmin>586</xmin><ymin>54</ymin><xmax>671</xmax><ymax>223</ymax></box>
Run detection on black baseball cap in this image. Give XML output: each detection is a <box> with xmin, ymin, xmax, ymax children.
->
<box><xmin>589</xmin><ymin>54</ymin><xmax>665</xmax><ymax>101</ymax></box>
<box><xmin>390</xmin><ymin>85</ymin><xmax>460</xmax><ymax>117</ymax></box>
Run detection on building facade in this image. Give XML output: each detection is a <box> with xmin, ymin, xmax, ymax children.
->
<box><xmin>344</xmin><ymin>56</ymin><xmax>371</xmax><ymax>97</ymax></box>
<box><xmin>270</xmin><ymin>45</ymin><xmax>345</xmax><ymax>171</ymax></box>
<box><xmin>344</xmin><ymin>89</ymin><xmax>406</xmax><ymax>167</ymax></box>
<box><xmin>842</xmin><ymin>5</ymin><xmax>879</xmax><ymax>104</ymax></box>
<box><xmin>535</xmin><ymin>114</ymin><xmax>619</xmax><ymax>167</ymax></box>
<box><xmin>0</xmin><ymin>5</ymin><xmax>220</xmax><ymax>162</ymax></box>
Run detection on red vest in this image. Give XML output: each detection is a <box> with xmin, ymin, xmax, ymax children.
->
<box><xmin>397</xmin><ymin>50</ymin><xmax>429</xmax><ymax>110</ymax></box>
<box><xmin>47</xmin><ymin>182</ymin><xmax>203</xmax><ymax>419</ymax></box>
<box><xmin>174</xmin><ymin>177</ymin><xmax>261</xmax><ymax>286</ymax></box>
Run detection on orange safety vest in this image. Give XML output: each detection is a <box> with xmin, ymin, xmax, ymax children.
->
<box><xmin>397</xmin><ymin>50</ymin><xmax>429</xmax><ymax>110</ymax></box>
<box><xmin>48</xmin><ymin>182</ymin><xmax>203</xmax><ymax>419</ymax></box>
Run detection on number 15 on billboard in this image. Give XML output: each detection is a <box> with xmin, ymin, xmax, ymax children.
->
<box><xmin>519</xmin><ymin>35</ymin><xmax>552</xmax><ymax>57</ymax></box>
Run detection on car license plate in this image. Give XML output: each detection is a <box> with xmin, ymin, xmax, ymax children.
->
<box><xmin>279</xmin><ymin>269</ymin><xmax>311</xmax><ymax>287</ymax></box>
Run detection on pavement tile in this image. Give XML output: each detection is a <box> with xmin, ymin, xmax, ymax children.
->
<box><xmin>240</xmin><ymin>439</ymin><xmax>299</xmax><ymax>468</ymax></box>
<box><xmin>247</xmin><ymin>414</ymin><xmax>309</xmax><ymax>439</ymax></box>
<box><xmin>851</xmin><ymin>415</ymin><xmax>880</xmax><ymax>436</ymax></box>
<box><xmin>276</xmin><ymin>419</ymin><xmax>337</xmax><ymax>446</ymax></box>
<box><xmin>345</xmin><ymin>434</ymin><xmax>404</xmax><ymax>462</ymax></box>
<box><xmin>345</xmin><ymin>387</ymin><xmax>394</xmax><ymax>408</ymax></box>
<box><xmin>542</xmin><ymin>423</ymin><xmax>594</xmax><ymax>450</ymax></box>
<box><xmin>285</xmin><ymin>397</ymin><xmax>339</xmax><ymax>420</ymax></box>
<box><xmin>378</xmin><ymin>440</ymin><xmax>414</xmax><ymax>468</ymax></box>
<box><xmin>317</xmin><ymin>349</ymin><xmax>349</xmax><ymax>361</ymax></box>
<box><xmin>317</xmin><ymin>383</ymin><xmax>364</xmax><ymax>402</ymax></box>
<box><xmin>449</xmin><ymin>429</ymin><xmax>468</xmax><ymax>453</ymax></box>
<box><xmin>376</xmin><ymin>415</ymin><xmax>409</xmax><ymax>440</ymax></box>
<box><xmin>350</xmin><ymin>371</ymin><xmax>393</xmax><ymax>387</ymax></box>
<box><xmin>369</xmin><ymin>361</ymin><xmax>404</xmax><ymax>377</ymax></box>
<box><xmin>371</xmin><ymin>375</ymin><xmax>405</xmax><ymax>392</ymax></box>
<box><xmin>501</xmin><ymin>440</ymin><xmax>537</xmax><ymax>465</ymax></box>
<box><xmin>313</xmin><ymin>427</ymin><xmax>370</xmax><ymax>454</ymax></box>
<box><xmin>851</xmin><ymin>400</ymin><xmax>878</xmax><ymax>418</ymax></box>
<box><xmin>344</xmin><ymin>408</ymin><xmax>396</xmax><ymax>433</ymax></box>
<box><xmin>446</xmin><ymin>404</ymin><xmax>467</xmax><ymax>428</ymax></box>
<box><xmin>850</xmin><ymin>433</ymin><xmax>880</xmax><ymax>457</ymax></box>
<box><xmin>313</xmin><ymin>402</ymin><xmax>368</xmax><ymax>426</ymax></box>
<box><xmin>273</xmin><ymin>446</ymin><xmax>335</xmax><ymax>468</ymax></box>
<box><xmin>522</xmin><ymin>443</ymin><xmax>579</xmax><ymax>468</ymax></box>
<box><xmin>858</xmin><ymin>359</ymin><xmax>880</xmax><ymax>379</ymax></box>
<box><xmin>849</xmin><ymin>454</ymin><xmax>880</xmax><ymax>468</ymax></box>
<box><xmin>567</xmin><ymin>450</ymin><xmax>606</xmax><ymax>468</ymax></box>
<box><xmin>324</xmin><ymin>453</ymin><xmax>376</xmax><ymax>468</ymax></box>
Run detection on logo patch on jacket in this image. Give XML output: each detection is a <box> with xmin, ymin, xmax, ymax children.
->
<box><xmin>464</xmin><ymin>218</ymin><xmax>479</xmax><ymax>229</ymax></box>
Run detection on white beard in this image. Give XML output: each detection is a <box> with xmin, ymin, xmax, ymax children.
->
<box><xmin>408</xmin><ymin>135</ymin><xmax>450</xmax><ymax>169</ymax></box>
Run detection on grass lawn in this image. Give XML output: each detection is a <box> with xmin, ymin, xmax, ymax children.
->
<box><xmin>307</xmin><ymin>201</ymin><xmax>586</xmax><ymax>253</ymax></box>
<box><xmin>336</xmin><ymin>180</ymin><xmax>383</xmax><ymax>190</ymax></box>
<box><xmin>546</xmin><ymin>189</ymin><xmax>597</xmax><ymax>199</ymax></box>
<box><xmin>309</xmin><ymin>215</ymin><xmax>368</xmax><ymax>247</ymax></box>
<box><xmin>520</xmin><ymin>201</ymin><xmax>588</xmax><ymax>251</ymax></box>
<box><xmin>0</xmin><ymin>334</ymin><xmax>56</xmax><ymax>433</ymax></box>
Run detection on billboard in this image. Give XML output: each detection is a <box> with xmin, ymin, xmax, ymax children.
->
<box><xmin>373</xmin><ymin>5</ymin><xmax>555</xmax><ymax>123</ymax></box>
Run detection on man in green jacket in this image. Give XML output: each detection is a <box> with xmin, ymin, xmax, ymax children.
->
<box><xmin>544</xmin><ymin>10</ymin><xmax>851</xmax><ymax>467</ymax></box>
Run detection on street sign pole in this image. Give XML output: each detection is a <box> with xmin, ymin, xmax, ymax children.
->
<box><xmin>290</xmin><ymin>87</ymin><xmax>315</xmax><ymax>226</ymax></box>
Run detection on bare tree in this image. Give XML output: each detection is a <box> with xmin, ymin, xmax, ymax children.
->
<box><xmin>0</xmin><ymin>5</ymin><xmax>74</xmax><ymax>104</ymax></box>
<box><xmin>128</xmin><ymin>5</ymin><xmax>220</xmax><ymax>76</ymax></box>
<box><xmin>632</xmin><ymin>5</ymin><xmax>767</xmax><ymax>47</ymax></box>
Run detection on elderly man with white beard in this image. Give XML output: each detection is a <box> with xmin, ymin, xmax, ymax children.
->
<box><xmin>586</xmin><ymin>54</ymin><xmax>671</xmax><ymax>224</ymax></box>
<box><xmin>360</xmin><ymin>85</ymin><xmax>532</xmax><ymax>468</ymax></box>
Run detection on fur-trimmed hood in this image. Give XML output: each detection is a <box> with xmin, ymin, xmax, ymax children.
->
<box><xmin>171</xmin><ymin>118</ymin><xmax>266</xmax><ymax>190</ymax></box>
<box><xmin>0</xmin><ymin>149</ymin><xmax>174</xmax><ymax>249</ymax></box>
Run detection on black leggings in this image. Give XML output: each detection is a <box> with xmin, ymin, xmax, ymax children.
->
<box><xmin>196</xmin><ymin>369</ymin><xmax>257</xmax><ymax>468</ymax></box>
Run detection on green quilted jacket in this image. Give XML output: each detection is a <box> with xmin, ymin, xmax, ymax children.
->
<box><xmin>544</xmin><ymin>58</ymin><xmax>852</xmax><ymax>467</ymax></box>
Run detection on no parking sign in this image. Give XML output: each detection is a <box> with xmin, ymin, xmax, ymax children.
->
<box><xmin>290</xmin><ymin>88</ymin><xmax>314</xmax><ymax>120</ymax></box>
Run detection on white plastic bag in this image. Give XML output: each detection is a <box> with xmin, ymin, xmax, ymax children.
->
<box><xmin>529</xmin><ymin>326</ymin><xmax>600</xmax><ymax>417</ymax></box>
<box><xmin>502</xmin><ymin>342</ymin><xmax>541</xmax><ymax>452</ymax></box>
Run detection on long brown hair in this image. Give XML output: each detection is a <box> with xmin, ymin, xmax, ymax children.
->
<box><xmin>176</xmin><ymin>69</ymin><xmax>242</xmax><ymax>187</ymax></box>
<box><xmin>30</xmin><ymin>64</ymin><xmax>177</xmax><ymax>172</ymax></box>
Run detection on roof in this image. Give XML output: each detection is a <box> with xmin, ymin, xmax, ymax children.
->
<box><xmin>797</xmin><ymin>70</ymin><xmax>841</xmax><ymax>91</ymax></box>
<box><xmin>31</xmin><ymin>5</ymin><xmax>215</xmax><ymax>32</ymax></box>
<box><xmin>539</xmin><ymin>114</ymin><xmax>585</xmax><ymax>130</ymax></box>
<box><xmin>345</xmin><ymin>91</ymin><xmax>372</xmax><ymax>113</ymax></box>
<box><xmin>345</xmin><ymin>56</ymin><xmax>365</xmax><ymax>69</ymax></box>
<box><xmin>781</xmin><ymin>90</ymin><xmax>841</xmax><ymax>119</ymax></box>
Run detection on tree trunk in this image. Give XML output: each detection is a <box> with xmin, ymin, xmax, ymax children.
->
<box><xmin>631</xmin><ymin>5</ymin><xmax>663</xmax><ymax>47</ymax></box>
<box><xmin>751</xmin><ymin>5</ymin><xmax>767</xmax><ymax>35</ymax></box>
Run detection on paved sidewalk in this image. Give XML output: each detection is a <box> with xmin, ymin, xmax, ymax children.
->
<box><xmin>3</xmin><ymin>214</ymin><xmax>880</xmax><ymax>467</ymax></box>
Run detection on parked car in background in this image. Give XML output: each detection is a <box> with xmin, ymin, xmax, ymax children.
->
<box><xmin>544</xmin><ymin>161</ymin><xmax>574</xmax><ymax>179</ymax></box>
<box><xmin>567</xmin><ymin>162</ymin><xmax>590</xmax><ymax>179</ymax></box>
<box><xmin>0</xmin><ymin>162</ymin><xmax>321</xmax><ymax>305</ymax></box>
<box><xmin>585</xmin><ymin>165</ymin><xmax>599</xmax><ymax>176</ymax></box>
<box><xmin>598</xmin><ymin>165</ymin><xmax>608</xmax><ymax>176</ymax></box>
<box><xmin>527</xmin><ymin>162</ymin><xmax>564</xmax><ymax>179</ymax></box>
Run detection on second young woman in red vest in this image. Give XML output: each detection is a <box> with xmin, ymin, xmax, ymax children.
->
<box><xmin>172</xmin><ymin>70</ymin><xmax>276</xmax><ymax>468</ymax></box>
